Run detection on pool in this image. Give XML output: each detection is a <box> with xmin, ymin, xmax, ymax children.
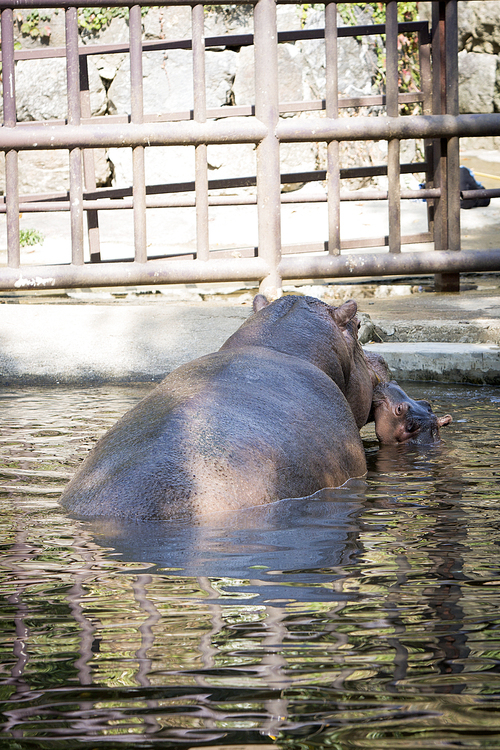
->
<box><xmin>1</xmin><ymin>382</ymin><xmax>500</xmax><ymax>748</ymax></box>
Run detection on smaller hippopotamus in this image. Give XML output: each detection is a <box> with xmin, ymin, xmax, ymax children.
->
<box><xmin>372</xmin><ymin>381</ymin><xmax>452</xmax><ymax>445</ymax></box>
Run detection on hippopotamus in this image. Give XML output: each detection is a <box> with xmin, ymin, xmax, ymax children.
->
<box><xmin>61</xmin><ymin>294</ymin><xmax>378</xmax><ymax>521</ymax></box>
<box><xmin>371</xmin><ymin>380</ymin><xmax>452</xmax><ymax>445</ymax></box>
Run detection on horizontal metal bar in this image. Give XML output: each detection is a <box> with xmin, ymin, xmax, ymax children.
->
<box><xmin>1</xmin><ymin>0</ymin><xmax>257</xmax><ymax>7</ymax></box>
<box><xmin>3</xmin><ymin>114</ymin><xmax>499</xmax><ymax>153</ymax></box>
<box><xmin>1</xmin><ymin>256</ymin><xmax>270</xmax><ymax>290</ymax></box>
<box><xmin>279</xmin><ymin>248</ymin><xmax>500</xmax><ymax>281</ymax></box>
<box><xmin>13</xmin><ymin>90</ymin><xmax>424</xmax><ymax>128</ymax></box>
<box><xmin>11</xmin><ymin>248</ymin><xmax>499</xmax><ymax>291</ymax></box>
<box><xmin>277</xmin><ymin>113</ymin><xmax>500</xmax><ymax>143</ymax></box>
<box><xmin>340</xmin><ymin>189</ymin><xmax>440</xmax><ymax>201</ymax></box>
<box><xmin>461</xmin><ymin>188</ymin><xmax>500</xmax><ymax>200</ymax></box>
<box><xmin>42</xmin><ymin>246</ymin><xmax>497</xmax><ymax>282</ymax></box>
<box><xmin>280</xmin><ymin>163</ymin><xmax>429</xmax><ymax>185</ymax></box>
<box><xmin>5</xmin><ymin>187</ymin><xmax>441</xmax><ymax>213</ymax></box>
<box><xmin>2</xmin><ymin>19</ymin><xmax>427</xmax><ymax>63</ymax></box>
<box><xmin>0</xmin><ymin>118</ymin><xmax>267</xmax><ymax>150</ymax></box>
<box><xmin>7</xmin><ymin>163</ymin><xmax>430</xmax><ymax>207</ymax></box>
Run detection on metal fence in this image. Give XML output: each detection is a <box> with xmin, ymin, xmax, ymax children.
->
<box><xmin>1</xmin><ymin>0</ymin><xmax>500</xmax><ymax>295</ymax></box>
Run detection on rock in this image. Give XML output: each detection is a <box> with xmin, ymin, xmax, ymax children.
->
<box><xmin>15</xmin><ymin>55</ymin><xmax>107</xmax><ymax>121</ymax></box>
<box><xmin>458</xmin><ymin>1</ymin><xmax>500</xmax><ymax>54</ymax></box>
<box><xmin>232</xmin><ymin>45</ymin><xmax>254</xmax><ymax>106</ymax></box>
<box><xmin>108</xmin><ymin>47</ymin><xmax>237</xmax><ymax>116</ymax></box>
<box><xmin>458</xmin><ymin>49</ymin><xmax>498</xmax><ymax>113</ymax></box>
<box><xmin>357</xmin><ymin>313</ymin><xmax>376</xmax><ymax>344</ymax></box>
<box><xmin>16</xmin><ymin>57</ymin><xmax>68</xmax><ymax>121</ymax></box>
<box><xmin>300</xmin><ymin>8</ymin><xmax>377</xmax><ymax>101</ymax></box>
<box><xmin>204</xmin><ymin>4</ymin><xmax>253</xmax><ymax>36</ymax></box>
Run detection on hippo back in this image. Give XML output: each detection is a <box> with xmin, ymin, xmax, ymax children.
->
<box><xmin>61</xmin><ymin>346</ymin><xmax>366</xmax><ymax>520</ymax></box>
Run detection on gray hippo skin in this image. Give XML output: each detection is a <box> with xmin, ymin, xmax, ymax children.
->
<box><xmin>372</xmin><ymin>381</ymin><xmax>452</xmax><ymax>445</ymax></box>
<box><xmin>61</xmin><ymin>295</ymin><xmax>376</xmax><ymax>520</ymax></box>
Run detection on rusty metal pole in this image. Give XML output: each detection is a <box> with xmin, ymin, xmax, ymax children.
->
<box><xmin>446</xmin><ymin>0</ymin><xmax>460</xmax><ymax>251</ymax></box>
<box><xmin>129</xmin><ymin>4</ymin><xmax>147</xmax><ymax>263</ymax></box>
<box><xmin>192</xmin><ymin>3</ymin><xmax>209</xmax><ymax>262</ymax></box>
<box><xmin>66</xmin><ymin>7</ymin><xmax>84</xmax><ymax>265</ymax></box>
<box><xmin>80</xmin><ymin>54</ymin><xmax>101</xmax><ymax>262</ymax></box>
<box><xmin>386</xmin><ymin>0</ymin><xmax>401</xmax><ymax>253</ymax></box>
<box><xmin>432</xmin><ymin>2</ymin><xmax>449</xmax><ymax>280</ymax></box>
<box><xmin>418</xmin><ymin>20</ymin><xmax>435</xmax><ymax>240</ymax></box>
<box><xmin>1</xmin><ymin>8</ymin><xmax>19</xmax><ymax>268</ymax></box>
<box><xmin>254</xmin><ymin>0</ymin><xmax>282</xmax><ymax>297</ymax></box>
<box><xmin>436</xmin><ymin>0</ymin><xmax>460</xmax><ymax>291</ymax></box>
<box><xmin>325</xmin><ymin>1</ymin><xmax>340</xmax><ymax>255</ymax></box>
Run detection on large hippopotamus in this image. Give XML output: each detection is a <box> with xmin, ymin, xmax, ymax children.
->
<box><xmin>372</xmin><ymin>381</ymin><xmax>452</xmax><ymax>445</ymax></box>
<box><xmin>61</xmin><ymin>294</ymin><xmax>378</xmax><ymax>520</ymax></box>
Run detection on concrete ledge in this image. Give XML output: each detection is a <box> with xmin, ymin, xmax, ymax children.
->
<box><xmin>0</xmin><ymin>303</ymin><xmax>249</xmax><ymax>385</ymax></box>
<box><xmin>365</xmin><ymin>342</ymin><xmax>500</xmax><ymax>384</ymax></box>
<box><xmin>2</xmin><ymin>301</ymin><xmax>500</xmax><ymax>385</ymax></box>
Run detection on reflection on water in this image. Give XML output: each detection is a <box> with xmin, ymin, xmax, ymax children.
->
<box><xmin>1</xmin><ymin>383</ymin><xmax>500</xmax><ymax>748</ymax></box>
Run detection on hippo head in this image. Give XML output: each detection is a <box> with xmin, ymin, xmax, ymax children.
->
<box><xmin>372</xmin><ymin>381</ymin><xmax>452</xmax><ymax>445</ymax></box>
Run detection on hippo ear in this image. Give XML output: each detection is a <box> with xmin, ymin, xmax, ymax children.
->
<box><xmin>438</xmin><ymin>414</ymin><xmax>453</xmax><ymax>427</ymax></box>
<box><xmin>331</xmin><ymin>299</ymin><xmax>358</xmax><ymax>328</ymax></box>
<box><xmin>253</xmin><ymin>294</ymin><xmax>269</xmax><ymax>313</ymax></box>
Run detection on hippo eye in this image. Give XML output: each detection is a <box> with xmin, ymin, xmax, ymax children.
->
<box><xmin>395</xmin><ymin>404</ymin><xmax>405</xmax><ymax>416</ymax></box>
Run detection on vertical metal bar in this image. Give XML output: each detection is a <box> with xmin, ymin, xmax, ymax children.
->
<box><xmin>129</xmin><ymin>4</ymin><xmax>147</xmax><ymax>264</ymax></box>
<box><xmin>445</xmin><ymin>0</ymin><xmax>460</xmax><ymax>253</ymax></box>
<box><xmin>432</xmin><ymin>1</ymin><xmax>447</xmax><ymax>254</ymax></box>
<box><xmin>325</xmin><ymin>1</ymin><xmax>340</xmax><ymax>256</ymax></box>
<box><xmin>386</xmin><ymin>0</ymin><xmax>401</xmax><ymax>254</ymax></box>
<box><xmin>432</xmin><ymin>0</ymin><xmax>460</xmax><ymax>291</ymax></box>
<box><xmin>435</xmin><ymin>0</ymin><xmax>460</xmax><ymax>291</ymax></box>
<box><xmin>419</xmin><ymin>22</ymin><xmax>434</xmax><ymax>239</ymax></box>
<box><xmin>192</xmin><ymin>3</ymin><xmax>209</xmax><ymax>262</ymax></box>
<box><xmin>254</xmin><ymin>0</ymin><xmax>281</xmax><ymax>297</ymax></box>
<box><xmin>1</xmin><ymin>8</ymin><xmax>20</xmax><ymax>268</ymax></box>
<box><xmin>66</xmin><ymin>7</ymin><xmax>84</xmax><ymax>266</ymax></box>
<box><xmin>80</xmin><ymin>54</ymin><xmax>101</xmax><ymax>262</ymax></box>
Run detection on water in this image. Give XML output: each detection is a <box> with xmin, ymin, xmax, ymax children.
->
<box><xmin>1</xmin><ymin>382</ymin><xmax>500</xmax><ymax>749</ymax></box>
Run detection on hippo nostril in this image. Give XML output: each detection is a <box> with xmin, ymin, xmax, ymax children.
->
<box><xmin>406</xmin><ymin>417</ymin><xmax>420</xmax><ymax>434</ymax></box>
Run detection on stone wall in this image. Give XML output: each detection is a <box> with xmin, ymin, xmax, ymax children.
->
<box><xmin>6</xmin><ymin>2</ymin><xmax>500</xmax><ymax>197</ymax></box>
<box><xmin>418</xmin><ymin>1</ymin><xmax>500</xmax><ymax>117</ymax></box>
<box><xmin>4</xmin><ymin>4</ymin><xmax>380</xmax><ymax>195</ymax></box>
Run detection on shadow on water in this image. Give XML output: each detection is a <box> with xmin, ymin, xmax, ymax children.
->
<box><xmin>88</xmin><ymin>481</ymin><xmax>367</xmax><ymax>602</ymax></box>
<box><xmin>2</xmin><ymin>383</ymin><xmax>500</xmax><ymax>748</ymax></box>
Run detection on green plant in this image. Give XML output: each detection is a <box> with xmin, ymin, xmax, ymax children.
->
<box><xmin>78</xmin><ymin>6</ymin><xmax>149</xmax><ymax>33</ymax></box>
<box><xmin>18</xmin><ymin>10</ymin><xmax>51</xmax><ymax>41</ymax></box>
<box><xmin>20</xmin><ymin>228</ymin><xmax>44</xmax><ymax>247</ymax></box>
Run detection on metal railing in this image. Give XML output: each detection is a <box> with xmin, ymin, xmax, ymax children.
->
<box><xmin>1</xmin><ymin>0</ymin><xmax>500</xmax><ymax>294</ymax></box>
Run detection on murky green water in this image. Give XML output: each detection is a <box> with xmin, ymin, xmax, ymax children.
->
<box><xmin>1</xmin><ymin>382</ymin><xmax>500</xmax><ymax>749</ymax></box>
